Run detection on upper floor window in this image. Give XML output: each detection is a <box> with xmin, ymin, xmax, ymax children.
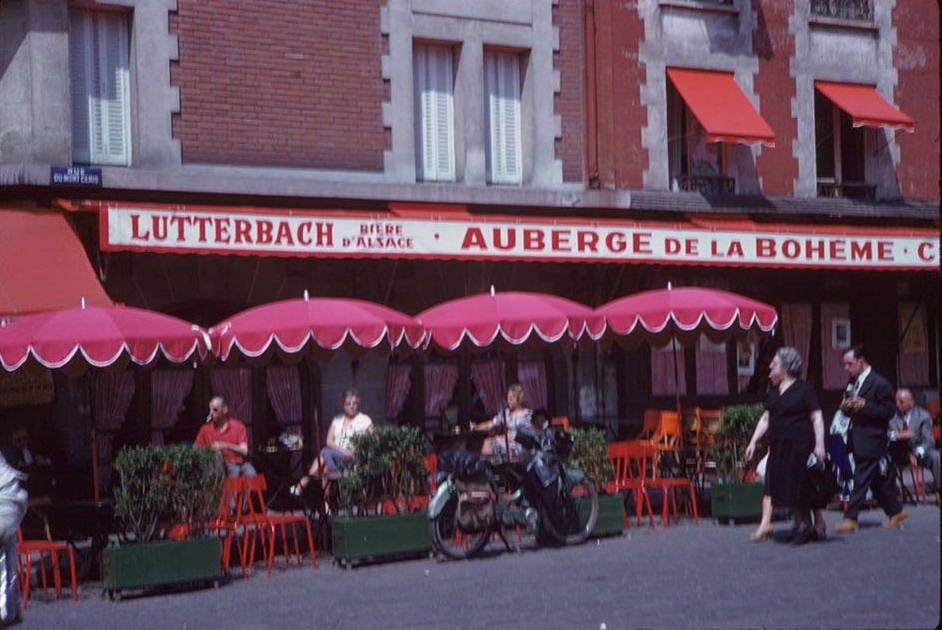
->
<box><xmin>810</xmin><ymin>0</ymin><xmax>872</xmax><ymax>21</ymax></box>
<box><xmin>666</xmin><ymin>82</ymin><xmax>732</xmax><ymax>196</ymax></box>
<box><xmin>69</xmin><ymin>8</ymin><xmax>131</xmax><ymax>166</ymax></box>
<box><xmin>484</xmin><ymin>51</ymin><xmax>523</xmax><ymax>185</ymax></box>
<box><xmin>413</xmin><ymin>44</ymin><xmax>455</xmax><ymax>182</ymax></box>
<box><xmin>814</xmin><ymin>90</ymin><xmax>871</xmax><ymax>199</ymax></box>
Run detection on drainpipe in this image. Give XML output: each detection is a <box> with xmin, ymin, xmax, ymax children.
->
<box><xmin>584</xmin><ymin>0</ymin><xmax>600</xmax><ymax>188</ymax></box>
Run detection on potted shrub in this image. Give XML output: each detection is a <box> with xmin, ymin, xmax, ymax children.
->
<box><xmin>708</xmin><ymin>403</ymin><xmax>766</xmax><ymax>523</ymax></box>
<box><xmin>104</xmin><ymin>445</ymin><xmax>224</xmax><ymax>598</ymax></box>
<box><xmin>570</xmin><ymin>428</ymin><xmax>622</xmax><ymax>537</ymax></box>
<box><xmin>331</xmin><ymin>426</ymin><xmax>431</xmax><ymax>567</ymax></box>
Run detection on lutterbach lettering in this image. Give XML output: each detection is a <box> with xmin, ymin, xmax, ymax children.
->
<box><xmin>130</xmin><ymin>213</ymin><xmax>334</xmax><ymax>248</ymax></box>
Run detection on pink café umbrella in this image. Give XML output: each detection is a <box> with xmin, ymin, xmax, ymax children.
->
<box><xmin>210</xmin><ymin>294</ymin><xmax>426</xmax><ymax>361</ymax></box>
<box><xmin>0</xmin><ymin>302</ymin><xmax>210</xmax><ymax>371</ymax></box>
<box><xmin>417</xmin><ymin>289</ymin><xmax>604</xmax><ymax>351</ymax></box>
<box><xmin>596</xmin><ymin>285</ymin><xmax>777</xmax><ymax>409</ymax></box>
<box><xmin>596</xmin><ymin>285</ymin><xmax>777</xmax><ymax>341</ymax></box>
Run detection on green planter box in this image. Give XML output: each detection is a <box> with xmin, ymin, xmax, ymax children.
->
<box><xmin>332</xmin><ymin>510</ymin><xmax>431</xmax><ymax>568</ymax></box>
<box><xmin>589</xmin><ymin>494</ymin><xmax>625</xmax><ymax>537</ymax></box>
<box><xmin>103</xmin><ymin>536</ymin><xmax>222</xmax><ymax>598</ymax></box>
<box><xmin>710</xmin><ymin>482</ymin><xmax>764</xmax><ymax>523</ymax></box>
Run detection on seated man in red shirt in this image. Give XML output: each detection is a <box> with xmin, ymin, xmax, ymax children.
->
<box><xmin>195</xmin><ymin>396</ymin><xmax>256</xmax><ymax>477</ymax></box>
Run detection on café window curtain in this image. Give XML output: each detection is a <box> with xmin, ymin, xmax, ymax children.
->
<box><xmin>471</xmin><ymin>359</ymin><xmax>506</xmax><ymax>416</ymax></box>
<box><xmin>266</xmin><ymin>364</ymin><xmax>302</xmax><ymax>427</ymax></box>
<box><xmin>385</xmin><ymin>362</ymin><xmax>412</xmax><ymax>420</ymax></box>
<box><xmin>93</xmin><ymin>371</ymin><xmax>134</xmax><ymax>494</ymax></box>
<box><xmin>518</xmin><ymin>360</ymin><xmax>547</xmax><ymax>411</ymax></box>
<box><xmin>209</xmin><ymin>368</ymin><xmax>252</xmax><ymax>425</ymax></box>
<box><xmin>151</xmin><ymin>369</ymin><xmax>194</xmax><ymax>444</ymax></box>
<box><xmin>651</xmin><ymin>339</ymin><xmax>687</xmax><ymax>397</ymax></box>
<box><xmin>424</xmin><ymin>363</ymin><xmax>458</xmax><ymax>419</ymax></box>
<box><xmin>781</xmin><ymin>303</ymin><xmax>812</xmax><ymax>378</ymax></box>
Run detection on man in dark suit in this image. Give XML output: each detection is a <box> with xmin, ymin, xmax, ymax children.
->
<box><xmin>835</xmin><ymin>345</ymin><xmax>908</xmax><ymax>532</ymax></box>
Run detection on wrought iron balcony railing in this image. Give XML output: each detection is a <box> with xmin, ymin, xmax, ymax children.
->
<box><xmin>674</xmin><ymin>175</ymin><xmax>736</xmax><ymax>196</ymax></box>
<box><xmin>817</xmin><ymin>180</ymin><xmax>876</xmax><ymax>200</ymax></box>
<box><xmin>810</xmin><ymin>0</ymin><xmax>872</xmax><ymax>21</ymax></box>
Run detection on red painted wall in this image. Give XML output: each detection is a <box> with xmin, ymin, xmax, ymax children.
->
<box><xmin>169</xmin><ymin>0</ymin><xmax>386</xmax><ymax>170</ymax></box>
<box><xmin>893</xmin><ymin>1</ymin><xmax>940</xmax><ymax>200</ymax></box>
<box><xmin>555</xmin><ymin>0</ymin><xmax>586</xmax><ymax>183</ymax></box>
<box><xmin>594</xmin><ymin>0</ymin><xmax>646</xmax><ymax>189</ymax></box>
<box><xmin>752</xmin><ymin>0</ymin><xmax>798</xmax><ymax>196</ymax></box>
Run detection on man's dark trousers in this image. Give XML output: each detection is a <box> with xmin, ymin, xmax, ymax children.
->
<box><xmin>844</xmin><ymin>456</ymin><xmax>902</xmax><ymax>520</ymax></box>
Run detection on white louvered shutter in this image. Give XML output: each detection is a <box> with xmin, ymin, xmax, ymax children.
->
<box><xmin>485</xmin><ymin>51</ymin><xmax>522</xmax><ymax>185</ymax></box>
<box><xmin>413</xmin><ymin>45</ymin><xmax>455</xmax><ymax>182</ymax></box>
<box><xmin>70</xmin><ymin>9</ymin><xmax>130</xmax><ymax>165</ymax></box>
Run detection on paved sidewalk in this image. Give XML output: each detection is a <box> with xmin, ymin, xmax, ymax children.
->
<box><xmin>17</xmin><ymin>504</ymin><xmax>940</xmax><ymax>630</ymax></box>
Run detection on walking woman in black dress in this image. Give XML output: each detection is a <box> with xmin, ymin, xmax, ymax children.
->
<box><xmin>745</xmin><ymin>347</ymin><xmax>826</xmax><ymax>544</ymax></box>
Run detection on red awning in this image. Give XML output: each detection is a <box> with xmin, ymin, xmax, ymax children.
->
<box><xmin>667</xmin><ymin>68</ymin><xmax>776</xmax><ymax>146</ymax></box>
<box><xmin>815</xmin><ymin>81</ymin><xmax>914</xmax><ymax>131</ymax></box>
<box><xmin>0</xmin><ymin>206</ymin><xmax>112</xmax><ymax>317</ymax></box>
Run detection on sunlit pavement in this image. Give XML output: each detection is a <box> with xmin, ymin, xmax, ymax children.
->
<box><xmin>18</xmin><ymin>502</ymin><xmax>940</xmax><ymax>630</ymax></box>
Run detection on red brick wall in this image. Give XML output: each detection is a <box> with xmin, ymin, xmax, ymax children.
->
<box><xmin>893</xmin><ymin>1</ymin><xmax>940</xmax><ymax>200</ymax></box>
<box><xmin>169</xmin><ymin>0</ymin><xmax>386</xmax><ymax>170</ymax></box>
<box><xmin>594</xmin><ymin>1</ymin><xmax>646</xmax><ymax>189</ymax></box>
<box><xmin>752</xmin><ymin>0</ymin><xmax>797</xmax><ymax>196</ymax></box>
<box><xmin>554</xmin><ymin>0</ymin><xmax>585</xmax><ymax>183</ymax></box>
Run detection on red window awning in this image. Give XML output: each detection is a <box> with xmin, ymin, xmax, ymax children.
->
<box><xmin>0</xmin><ymin>206</ymin><xmax>112</xmax><ymax>317</ymax></box>
<box><xmin>667</xmin><ymin>67</ymin><xmax>776</xmax><ymax>146</ymax></box>
<box><xmin>815</xmin><ymin>81</ymin><xmax>914</xmax><ymax>131</ymax></box>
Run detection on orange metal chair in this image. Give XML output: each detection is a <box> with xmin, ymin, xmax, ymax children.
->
<box><xmin>17</xmin><ymin>527</ymin><xmax>77</xmax><ymax>607</ymax></box>
<box><xmin>926</xmin><ymin>399</ymin><xmax>941</xmax><ymax>422</ymax></box>
<box><xmin>550</xmin><ymin>416</ymin><xmax>571</xmax><ymax>431</ymax></box>
<box><xmin>241</xmin><ymin>474</ymin><xmax>317</xmax><ymax>575</ymax></box>
<box><xmin>607</xmin><ymin>441</ymin><xmax>656</xmax><ymax>528</ymax></box>
<box><xmin>203</xmin><ymin>476</ymin><xmax>245</xmax><ymax>573</ymax></box>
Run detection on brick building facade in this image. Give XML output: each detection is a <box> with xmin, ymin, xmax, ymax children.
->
<box><xmin>0</xmin><ymin>0</ymin><xmax>938</xmax><ymax>492</ymax></box>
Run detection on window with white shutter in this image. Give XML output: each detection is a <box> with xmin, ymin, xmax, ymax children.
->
<box><xmin>413</xmin><ymin>44</ymin><xmax>455</xmax><ymax>182</ymax></box>
<box><xmin>484</xmin><ymin>51</ymin><xmax>522</xmax><ymax>185</ymax></box>
<box><xmin>69</xmin><ymin>9</ymin><xmax>131</xmax><ymax>166</ymax></box>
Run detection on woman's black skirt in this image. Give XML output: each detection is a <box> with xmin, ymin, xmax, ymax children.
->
<box><xmin>767</xmin><ymin>436</ymin><xmax>813</xmax><ymax>509</ymax></box>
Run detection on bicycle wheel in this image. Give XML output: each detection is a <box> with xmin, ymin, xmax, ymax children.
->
<box><xmin>539</xmin><ymin>471</ymin><xmax>598</xmax><ymax>545</ymax></box>
<box><xmin>429</xmin><ymin>492</ymin><xmax>491</xmax><ymax>560</ymax></box>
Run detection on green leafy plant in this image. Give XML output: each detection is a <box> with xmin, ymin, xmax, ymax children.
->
<box><xmin>570</xmin><ymin>428</ymin><xmax>613</xmax><ymax>491</ymax></box>
<box><xmin>114</xmin><ymin>445</ymin><xmax>224</xmax><ymax>543</ymax></box>
<box><xmin>709</xmin><ymin>403</ymin><xmax>765</xmax><ymax>483</ymax></box>
<box><xmin>337</xmin><ymin>425</ymin><xmax>428</xmax><ymax>516</ymax></box>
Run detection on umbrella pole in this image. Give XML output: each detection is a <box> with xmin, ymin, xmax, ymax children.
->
<box><xmin>671</xmin><ymin>338</ymin><xmax>681</xmax><ymax>413</ymax></box>
<box><xmin>88</xmin><ymin>374</ymin><xmax>101</xmax><ymax>502</ymax></box>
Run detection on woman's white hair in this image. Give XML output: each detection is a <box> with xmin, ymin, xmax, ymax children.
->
<box><xmin>776</xmin><ymin>346</ymin><xmax>803</xmax><ymax>379</ymax></box>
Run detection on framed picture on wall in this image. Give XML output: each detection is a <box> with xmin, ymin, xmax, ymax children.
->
<box><xmin>736</xmin><ymin>339</ymin><xmax>755</xmax><ymax>377</ymax></box>
<box><xmin>832</xmin><ymin>318</ymin><xmax>851</xmax><ymax>350</ymax></box>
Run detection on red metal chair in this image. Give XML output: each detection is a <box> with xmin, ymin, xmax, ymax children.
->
<box><xmin>17</xmin><ymin>527</ymin><xmax>77</xmax><ymax>607</ymax></box>
<box><xmin>607</xmin><ymin>441</ymin><xmax>656</xmax><ymax>528</ymax></box>
<box><xmin>241</xmin><ymin>474</ymin><xmax>317</xmax><ymax>575</ymax></box>
<box><xmin>203</xmin><ymin>476</ymin><xmax>245</xmax><ymax>574</ymax></box>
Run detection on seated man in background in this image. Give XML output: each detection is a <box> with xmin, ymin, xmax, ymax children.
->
<box><xmin>0</xmin><ymin>425</ymin><xmax>55</xmax><ymax>504</ymax></box>
<box><xmin>888</xmin><ymin>389</ymin><xmax>940</xmax><ymax>505</ymax></box>
<box><xmin>195</xmin><ymin>396</ymin><xmax>256</xmax><ymax>477</ymax></box>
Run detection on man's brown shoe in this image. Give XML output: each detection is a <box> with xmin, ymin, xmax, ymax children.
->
<box><xmin>835</xmin><ymin>518</ymin><xmax>859</xmax><ymax>533</ymax></box>
<box><xmin>883</xmin><ymin>510</ymin><xmax>909</xmax><ymax>528</ymax></box>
